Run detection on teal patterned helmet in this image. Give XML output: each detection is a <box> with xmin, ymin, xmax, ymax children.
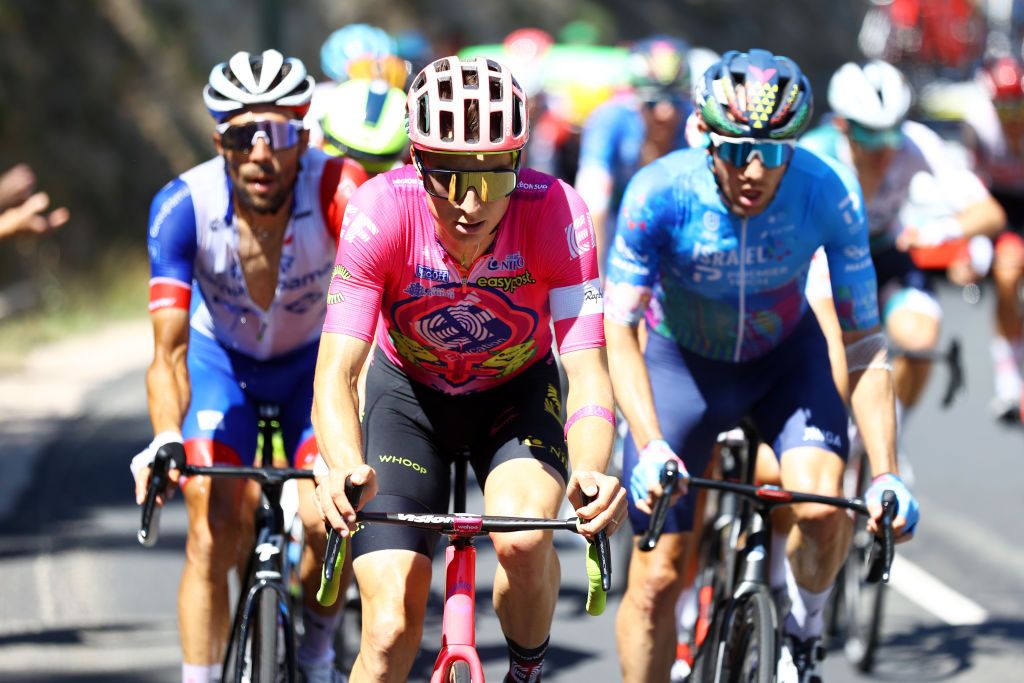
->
<box><xmin>695</xmin><ymin>49</ymin><xmax>813</xmax><ymax>140</ymax></box>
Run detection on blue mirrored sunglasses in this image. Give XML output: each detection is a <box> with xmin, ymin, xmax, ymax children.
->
<box><xmin>847</xmin><ymin>122</ymin><xmax>903</xmax><ymax>151</ymax></box>
<box><xmin>708</xmin><ymin>133</ymin><xmax>795</xmax><ymax>169</ymax></box>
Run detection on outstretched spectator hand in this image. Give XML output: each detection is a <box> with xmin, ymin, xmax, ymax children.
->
<box><xmin>0</xmin><ymin>164</ymin><xmax>70</xmax><ymax>240</ymax></box>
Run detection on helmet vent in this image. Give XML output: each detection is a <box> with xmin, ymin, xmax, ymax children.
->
<box><xmin>490</xmin><ymin>111</ymin><xmax>503</xmax><ymax>142</ymax></box>
<box><xmin>511</xmin><ymin>99</ymin><xmax>524</xmax><ymax>137</ymax></box>
<box><xmin>438</xmin><ymin>77</ymin><xmax>453</xmax><ymax>102</ymax></box>
<box><xmin>440</xmin><ymin>110</ymin><xmax>454</xmax><ymax>142</ymax></box>
<box><xmin>412</xmin><ymin>72</ymin><xmax>426</xmax><ymax>92</ymax></box>
<box><xmin>489</xmin><ymin>76</ymin><xmax>503</xmax><ymax>102</ymax></box>
<box><xmin>417</xmin><ymin>94</ymin><xmax>430</xmax><ymax>135</ymax></box>
<box><xmin>462</xmin><ymin>65</ymin><xmax>479</xmax><ymax>89</ymax></box>
<box><xmin>465</xmin><ymin>99</ymin><xmax>480</xmax><ymax>143</ymax></box>
<box><xmin>436</xmin><ymin>58</ymin><xmax>451</xmax><ymax>73</ymax></box>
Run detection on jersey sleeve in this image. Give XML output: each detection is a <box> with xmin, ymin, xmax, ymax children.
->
<box><xmin>322</xmin><ymin>175</ymin><xmax>399</xmax><ymax>341</ymax></box>
<box><xmin>574</xmin><ymin>103</ymin><xmax>621</xmax><ymax>215</ymax></box>
<box><xmin>815</xmin><ymin>163</ymin><xmax>881</xmax><ymax>332</ymax></box>
<box><xmin>603</xmin><ymin>162</ymin><xmax>671</xmax><ymax>326</ymax></box>
<box><xmin>320</xmin><ymin>157</ymin><xmax>369</xmax><ymax>242</ymax></box>
<box><xmin>541</xmin><ymin>181</ymin><xmax>605</xmax><ymax>354</ymax></box>
<box><xmin>147</xmin><ymin>178</ymin><xmax>197</xmax><ymax>313</ymax></box>
<box><xmin>905</xmin><ymin>121</ymin><xmax>989</xmax><ymax>212</ymax></box>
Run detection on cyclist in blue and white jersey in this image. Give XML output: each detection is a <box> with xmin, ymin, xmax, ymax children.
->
<box><xmin>574</xmin><ymin>35</ymin><xmax>694</xmax><ymax>273</ymax></box>
<box><xmin>605</xmin><ymin>50</ymin><xmax>919</xmax><ymax>683</ymax></box>
<box><xmin>130</xmin><ymin>49</ymin><xmax>367</xmax><ymax>683</ymax></box>
<box><xmin>801</xmin><ymin>60</ymin><xmax>1005</xmax><ymax>442</ymax></box>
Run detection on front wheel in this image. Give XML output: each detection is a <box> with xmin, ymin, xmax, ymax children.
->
<box><xmin>448</xmin><ymin>659</ymin><xmax>472</xmax><ymax>683</ymax></box>
<box><xmin>253</xmin><ymin>586</ymin><xmax>281</xmax><ymax>682</ymax></box>
<box><xmin>715</xmin><ymin>589</ymin><xmax>777</xmax><ymax>683</ymax></box>
<box><xmin>842</xmin><ymin>525</ymin><xmax>887</xmax><ymax>672</ymax></box>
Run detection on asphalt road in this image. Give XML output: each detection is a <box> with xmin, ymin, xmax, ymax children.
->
<box><xmin>1</xmin><ymin>281</ymin><xmax>1023</xmax><ymax>682</ymax></box>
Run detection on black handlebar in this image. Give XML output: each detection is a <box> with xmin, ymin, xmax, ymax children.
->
<box><xmin>638</xmin><ymin>462</ymin><xmax>899</xmax><ymax>584</ymax></box>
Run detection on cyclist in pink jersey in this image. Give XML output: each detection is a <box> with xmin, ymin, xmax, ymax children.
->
<box><xmin>312</xmin><ymin>56</ymin><xmax>627</xmax><ymax>683</ymax></box>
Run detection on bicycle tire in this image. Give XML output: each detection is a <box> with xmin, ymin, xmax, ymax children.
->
<box><xmin>842</xmin><ymin>524</ymin><xmax>887</xmax><ymax>672</ymax></box>
<box><xmin>716</xmin><ymin>589</ymin><xmax>776</xmax><ymax>683</ymax></box>
<box><xmin>253</xmin><ymin>586</ymin><xmax>281</xmax><ymax>682</ymax></box>
<box><xmin>448</xmin><ymin>659</ymin><xmax>473</xmax><ymax>683</ymax></box>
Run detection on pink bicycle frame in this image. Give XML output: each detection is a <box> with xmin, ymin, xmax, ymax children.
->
<box><xmin>430</xmin><ymin>539</ymin><xmax>486</xmax><ymax>681</ymax></box>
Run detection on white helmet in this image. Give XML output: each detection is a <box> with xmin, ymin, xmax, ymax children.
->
<box><xmin>204</xmin><ymin>49</ymin><xmax>315</xmax><ymax>122</ymax></box>
<box><xmin>827</xmin><ymin>60</ymin><xmax>912</xmax><ymax>129</ymax></box>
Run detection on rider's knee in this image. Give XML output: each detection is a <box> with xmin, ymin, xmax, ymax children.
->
<box><xmin>792</xmin><ymin>501</ymin><xmax>847</xmax><ymax>534</ymax></box>
<box><xmin>492</xmin><ymin>529</ymin><xmax>552</xmax><ymax>578</ymax></box>
<box><xmin>886</xmin><ymin>308</ymin><xmax>940</xmax><ymax>351</ymax></box>
<box><xmin>362</xmin><ymin>605</ymin><xmax>423</xmax><ymax>659</ymax></box>
<box><xmin>628</xmin><ymin>555</ymin><xmax>686</xmax><ymax>613</ymax></box>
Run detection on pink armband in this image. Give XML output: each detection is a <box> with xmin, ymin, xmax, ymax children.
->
<box><xmin>563</xmin><ymin>405</ymin><xmax>616</xmax><ymax>439</ymax></box>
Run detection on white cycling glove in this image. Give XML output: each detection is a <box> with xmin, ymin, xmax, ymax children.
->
<box><xmin>629</xmin><ymin>439</ymin><xmax>688</xmax><ymax>507</ymax></box>
<box><xmin>130</xmin><ymin>430</ymin><xmax>184</xmax><ymax>482</ymax></box>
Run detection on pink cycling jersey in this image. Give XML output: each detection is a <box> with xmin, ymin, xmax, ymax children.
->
<box><xmin>323</xmin><ymin>165</ymin><xmax>604</xmax><ymax>394</ymax></box>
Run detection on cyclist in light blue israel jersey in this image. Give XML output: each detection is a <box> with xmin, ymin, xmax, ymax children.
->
<box><xmin>606</xmin><ymin>50</ymin><xmax>917</xmax><ymax>683</ymax></box>
<box><xmin>605</xmin><ymin>145</ymin><xmax>878</xmax><ymax>361</ymax></box>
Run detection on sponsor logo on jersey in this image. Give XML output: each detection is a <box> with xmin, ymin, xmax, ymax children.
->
<box><xmin>404</xmin><ymin>282</ymin><xmax>455</xmax><ymax>299</ymax></box>
<box><xmin>486</xmin><ymin>252</ymin><xmax>525</xmax><ymax>271</ymax></box>
<box><xmin>333</xmin><ymin>264</ymin><xmax>353</xmax><ymax>280</ymax></box>
<box><xmin>415</xmin><ymin>264</ymin><xmax>450</xmax><ymax>282</ymax></box>
<box><xmin>149</xmin><ymin>185</ymin><xmax>191</xmax><ymax>239</ymax></box>
<box><xmin>843</xmin><ymin>245</ymin><xmax>870</xmax><ymax>260</ymax></box>
<box><xmin>477</xmin><ymin>271</ymin><xmax>535</xmax><ymax>293</ymax></box>
<box><xmin>327</xmin><ymin>292</ymin><xmax>345</xmax><ymax>304</ymax></box>
<box><xmin>340</xmin><ymin>206</ymin><xmax>380</xmax><ymax>243</ymax></box>
<box><xmin>566</xmin><ymin>214</ymin><xmax>595</xmax><ymax>259</ymax></box>
<box><xmin>284</xmin><ymin>291</ymin><xmax>325</xmax><ymax>314</ymax></box>
<box><xmin>517</xmin><ymin>180</ymin><xmax>550</xmax><ymax>192</ymax></box>
<box><xmin>280</xmin><ymin>262</ymin><xmax>333</xmax><ymax>291</ymax></box>
<box><xmin>702</xmin><ymin>211</ymin><xmax>721</xmax><ymax>233</ymax></box>
<box><xmin>197</xmin><ymin>409</ymin><xmax>224</xmax><ymax>432</ymax></box>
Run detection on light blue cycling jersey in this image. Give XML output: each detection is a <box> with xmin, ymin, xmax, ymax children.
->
<box><xmin>604</xmin><ymin>147</ymin><xmax>880</xmax><ymax>362</ymax></box>
<box><xmin>576</xmin><ymin>94</ymin><xmax>692</xmax><ymax>219</ymax></box>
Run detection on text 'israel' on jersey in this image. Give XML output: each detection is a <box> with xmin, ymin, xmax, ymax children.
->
<box><xmin>147</xmin><ymin>149</ymin><xmax>367</xmax><ymax>360</ymax></box>
<box><xmin>322</xmin><ymin>165</ymin><xmax>604</xmax><ymax>395</ymax></box>
<box><xmin>604</xmin><ymin>146</ymin><xmax>880</xmax><ymax>362</ymax></box>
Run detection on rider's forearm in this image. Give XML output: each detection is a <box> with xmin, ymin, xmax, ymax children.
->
<box><xmin>311</xmin><ymin>353</ymin><xmax>364</xmax><ymax>471</ymax></box>
<box><xmin>848</xmin><ymin>367</ymin><xmax>898</xmax><ymax>478</ymax></box>
<box><xmin>605</xmin><ymin>320</ymin><xmax>662</xmax><ymax>450</ymax></box>
<box><xmin>562</xmin><ymin>347</ymin><xmax>616</xmax><ymax>474</ymax></box>
<box><xmin>145</xmin><ymin>349</ymin><xmax>188</xmax><ymax>436</ymax></box>
<box><xmin>956</xmin><ymin>195</ymin><xmax>1006</xmax><ymax>239</ymax></box>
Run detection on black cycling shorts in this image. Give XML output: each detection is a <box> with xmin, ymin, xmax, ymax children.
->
<box><xmin>351</xmin><ymin>348</ymin><xmax>568</xmax><ymax>559</ymax></box>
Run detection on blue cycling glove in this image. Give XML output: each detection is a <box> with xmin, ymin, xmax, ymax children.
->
<box><xmin>864</xmin><ymin>472</ymin><xmax>919</xmax><ymax>535</ymax></box>
<box><xmin>630</xmin><ymin>439</ymin><xmax>688</xmax><ymax>507</ymax></box>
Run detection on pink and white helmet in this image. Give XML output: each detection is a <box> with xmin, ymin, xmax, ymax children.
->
<box><xmin>407</xmin><ymin>56</ymin><xmax>529</xmax><ymax>153</ymax></box>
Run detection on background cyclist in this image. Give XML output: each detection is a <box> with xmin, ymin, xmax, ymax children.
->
<box><xmin>130</xmin><ymin>49</ymin><xmax>367</xmax><ymax>683</ymax></box>
<box><xmin>318</xmin><ymin>76</ymin><xmax>409</xmax><ymax>176</ymax></box>
<box><xmin>574</xmin><ymin>35</ymin><xmax>694</xmax><ymax>274</ymax></box>
<box><xmin>801</xmin><ymin>59</ymin><xmax>1005</xmax><ymax>473</ymax></box>
<box><xmin>311</xmin><ymin>56</ymin><xmax>626</xmax><ymax>683</ymax></box>
<box><xmin>604</xmin><ymin>50</ymin><xmax>919</xmax><ymax>683</ymax></box>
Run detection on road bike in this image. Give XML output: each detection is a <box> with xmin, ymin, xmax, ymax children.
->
<box><xmin>641</xmin><ymin>424</ymin><xmax>897</xmax><ymax>683</ymax></box>
<box><xmin>138</xmin><ymin>404</ymin><xmax>316</xmax><ymax>683</ymax></box>
<box><xmin>317</xmin><ymin>450</ymin><xmax>613</xmax><ymax>683</ymax></box>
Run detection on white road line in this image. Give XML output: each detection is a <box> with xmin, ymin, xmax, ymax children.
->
<box><xmin>889</xmin><ymin>554</ymin><xmax>989</xmax><ymax>626</ymax></box>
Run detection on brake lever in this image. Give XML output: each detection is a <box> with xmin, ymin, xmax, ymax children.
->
<box><xmin>323</xmin><ymin>477</ymin><xmax>364</xmax><ymax>583</ymax></box>
<box><xmin>638</xmin><ymin>459</ymin><xmax>680</xmax><ymax>552</ymax></box>
<box><xmin>865</xmin><ymin>489</ymin><xmax>897</xmax><ymax>584</ymax></box>
<box><xmin>582</xmin><ymin>491</ymin><xmax>612</xmax><ymax>592</ymax></box>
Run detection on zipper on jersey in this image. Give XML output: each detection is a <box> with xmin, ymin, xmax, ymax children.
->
<box><xmin>734</xmin><ymin>217</ymin><xmax>748</xmax><ymax>363</ymax></box>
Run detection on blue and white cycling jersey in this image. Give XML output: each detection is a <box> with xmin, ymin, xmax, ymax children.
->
<box><xmin>147</xmin><ymin>149</ymin><xmax>365</xmax><ymax>360</ymax></box>
<box><xmin>604</xmin><ymin>147</ymin><xmax>880</xmax><ymax>362</ymax></box>
<box><xmin>575</xmin><ymin>94</ymin><xmax>692</xmax><ymax>221</ymax></box>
